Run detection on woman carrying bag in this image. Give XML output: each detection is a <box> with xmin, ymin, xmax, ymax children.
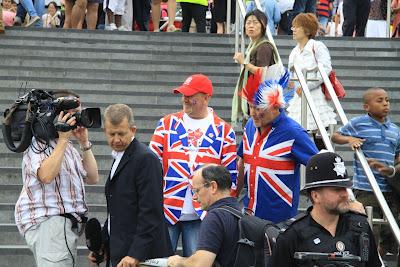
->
<box><xmin>286</xmin><ymin>13</ymin><xmax>337</xmax><ymax>150</ymax></box>
<box><xmin>231</xmin><ymin>9</ymin><xmax>279</xmax><ymax>128</ymax></box>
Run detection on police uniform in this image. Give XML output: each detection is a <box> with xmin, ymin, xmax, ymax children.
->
<box><xmin>269</xmin><ymin>152</ymin><xmax>382</xmax><ymax>267</ymax></box>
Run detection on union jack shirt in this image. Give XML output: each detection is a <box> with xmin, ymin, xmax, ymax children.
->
<box><xmin>150</xmin><ymin>109</ymin><xmax>237</xmax><ymax>225</ymax></box>
<box><xmin>238</xmin><ymin>112</ymin><xmax>318</xmax><ymax>223</ymax></box>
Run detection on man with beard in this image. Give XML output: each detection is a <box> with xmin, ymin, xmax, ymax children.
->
<box><xmin>269</xmin><ymin>151</ymin><xmax>381</xmax><ymax>267</ymax></box>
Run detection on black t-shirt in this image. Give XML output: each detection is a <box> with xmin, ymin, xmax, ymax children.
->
<box><xmin>196</xmin><ymin>197</ymin><xmax>240</xmax><ymax>267</ymax></box>
<box><xmin>269</xmin><ymin>209</ymin><xmax>381</xmax><ymax>267</ymax></box>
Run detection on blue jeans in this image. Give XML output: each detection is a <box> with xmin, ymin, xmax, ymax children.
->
<box><xmin>21</xmin><ymin>0</ymin><xmax>44</xmax><ymax>27</ymax></box>
<box><xmin>16</xmin><ymin>4</ymin><xmax>27</xmax><ymax>23</ymax></box>
<box><xmin>318</xmin><ymin>16</ymin><xmax>329</xmax><ymax>28</ymax></box>
<box><xmin>168</xmin><ymin>220</ymin><xmax>201</xmax><ymax>257</ymax></box>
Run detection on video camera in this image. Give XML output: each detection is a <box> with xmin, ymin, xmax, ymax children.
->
<box><xmin>2</xmin><ymin>89</ymin><xmax>101</xmax><ymax>153</ymax></box>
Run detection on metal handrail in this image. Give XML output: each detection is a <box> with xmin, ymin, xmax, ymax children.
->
<box><xmin>293</xmin><ymin>62</ymin><xmax>400</xmax><ymax>246</ymax></box>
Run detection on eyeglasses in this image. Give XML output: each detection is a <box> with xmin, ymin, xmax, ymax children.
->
<box><xmin>245</xmin><ymin>20</ymin><xmax>261</xmax><ymax>26</ymax></box>
<box><xmin>191</xmin><ymin>182</ymin><xmax>210</xmax><ymax>195</ymax></box>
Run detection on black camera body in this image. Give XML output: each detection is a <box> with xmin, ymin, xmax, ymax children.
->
<box><xmin>2</xmin><ymin>89</ymin><xmax>101</xmax><ymax>153</ymax></box>
<box><xmin>53</xmin><ymin>107</ymin><xmax>101</xmax><ymax>133</ymax></box>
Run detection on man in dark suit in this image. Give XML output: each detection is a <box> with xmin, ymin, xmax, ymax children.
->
<box><xmin>89</xmin><ymin>103</ymin><xmax>173</xmax><ymax>267</ymax></box>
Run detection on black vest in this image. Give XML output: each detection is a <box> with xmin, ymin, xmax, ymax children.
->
<box><xmin>290</xmin><ymin>212</ymin><xmax>370</xmax><ymax>267</ymax></box>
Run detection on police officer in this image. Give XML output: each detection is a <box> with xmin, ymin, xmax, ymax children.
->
<box><xmin>269</xmin><ymin>151</ymin><xmax>382</xmax><ymax>267</ymax></box>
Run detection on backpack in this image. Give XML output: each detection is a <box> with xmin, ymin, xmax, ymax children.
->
<box><xmin>216</xmin><ymin>205</ymin><xmax>283</xmax><ymax>267</ymax></box>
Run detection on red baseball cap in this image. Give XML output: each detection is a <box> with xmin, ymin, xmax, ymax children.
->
<box><xmin>173</xmin><ymin>74</ymin><xmax>213</xmax><ymax>97</ymax></box>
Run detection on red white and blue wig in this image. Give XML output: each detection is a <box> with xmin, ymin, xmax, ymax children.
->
<box><xmin>241</xmin><ymin>68</ymin><xmax>293</xmax><ymax>110</ymax></box>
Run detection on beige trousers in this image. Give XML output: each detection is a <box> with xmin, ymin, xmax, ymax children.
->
<box><xmin>25</xmin><ymin>216</ymin><xmax>79</xmax><ymax>267</ymax></box>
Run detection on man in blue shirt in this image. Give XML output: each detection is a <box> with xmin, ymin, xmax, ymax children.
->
<box><xmin>237</xmin><ymin>69</ymin><xmax>318</xmax><ymax>223</ymax></box>
<box><xmin>332</xmin><ymin>87</ymin><xmax>400</xmax><ymax>255</ymax></box>
<box><xmin>167</xmin><ymin>164</ymin><xmax>240</xmax><ymax>267</ymax></box>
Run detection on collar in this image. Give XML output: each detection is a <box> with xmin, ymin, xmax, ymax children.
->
<box><xmin>206</xmin><ymin>197</ymin><xmax>239</xmax><ymax>211</ymax></box>
<box><xmin>306</xmin><ymin>206</ymin><xmax>345</xmax><ymax>235</ymax></box>
<box><xmin>110</xmin><ymin>136</ymin><xmax>135</xmax><ymax>159</ymax></box>
<box><xmin>271</xmin><ymin>110</ymin><xmax>285</xmax><ymax>127</ymax></box>
<box><xmin>257</xmin><ymin>110</ymin><xmax>285</xmax><ymax>133</ymax></box>
<box><xmin>295</xmin><ymin>38</ymin><xmax>316</xmax><ymax>54</ymax></box>
<box><xmin>111</xmin><ymin>150</ymin><xmax>124</xmax><ymax>160</ymax></box>
<box><xmin>183</xmin><ymin>107</ymin><xmax>213</xmax><ymax>121</ymax></box>
<box><xmin>366</xmin><ymin>114</ymin><xmax>391</xmax><ymax>128</ymax></box>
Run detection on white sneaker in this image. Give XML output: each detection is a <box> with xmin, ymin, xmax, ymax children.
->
<box><xmin>25</xmin><ymin>16</ymin><xmax>40</xmax><ymax>27</ymax></box>
<box><xmin>117</xmin><ymin>25</ymin><xmax>129</xmax><ymax>31</ymax></box>
<box><xmin>105</xmin><ymin>23</ymin><xmax>117</xmax><ymax>31</ymax></box>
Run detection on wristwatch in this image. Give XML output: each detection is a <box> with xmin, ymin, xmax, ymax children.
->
<box><xmin>80</xmin><ymin>141</ymin><xmax>93</xmax><ymax>152</ymax></box>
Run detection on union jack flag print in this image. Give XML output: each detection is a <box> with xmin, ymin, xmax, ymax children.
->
<box><xmin>150</xmin><ymin>110</ymin><xmax>237</xmax><ymax>225</ymax></box>
<box><xmin>239</xmin><ymin>113</ymin><xmax>318</xmax><ymax>223</ymax></box>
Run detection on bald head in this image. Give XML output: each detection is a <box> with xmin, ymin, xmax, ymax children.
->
<box><xmin>363</xmin><ymin>88</ymin><xmax>387</xmax><ymax>104</ymax></box>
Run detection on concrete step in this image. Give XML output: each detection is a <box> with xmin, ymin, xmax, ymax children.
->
<box><xmin>0</xmin><ymin>57</ymin><xmax>239</xmax><ymax>74</ymax></box>
<box><xmin>0</xmin><ymin>47</ymin><xmax>236</xmax><ymax>64</ymax></box>
<box><xmin>2</xmin><ymin>45</ymin><xmax>399</xmax><ymax>69</ymax></box>
<box><xmin>1</xmin><ymin>71</ymin><xmax>398</xmax><ymax>88</ymax></box>
<box><xmin>3</xmin><ymin>28</ymin><xmax>400</xmax><ymax>50</ymax></box>
<box><xmin>3</xmin><ymin>56</ymin><xmax>400</xmax><ymax>74</ymax></box>
<box><xmin>2</xmin><ymin>28</ymin><xmax>238</xmax><ymax>45</ymax></box>
<box><xmin>1</xmin><ymin>73</ymin><xmax>397</xmax><ymax>92</ymax></box>
<box><xmin>0</xmin><ymin>245</ymin><xmax>97</xmax><ymax>267</ymax></box>
<box><xmin>0</xmin><ymin>69</ymin><xmax>238</xmax><ymax>84</ymax></box>
<box><xmin>4</xmin><ymin>27</ymin><xmax>400</xmax><ymax>48</ymax></box>
<box><xmin>0</xmin><ymin>38</ymin><xmax>234</xmax><ymax>54</ymax></box>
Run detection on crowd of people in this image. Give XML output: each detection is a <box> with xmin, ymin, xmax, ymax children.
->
<box><xmin>2</xmin><ymin>0</ymin><xmax>399</xmax><ymax>265</ymax></box>
<box><xmin>11</xmin><ymin>60</ymin><xmax>399</xmax><ymax>267</ymax></box>
<box><xmin>1</xmin><ymin>0</ymin><xmax>400</xmax><ymax>36</ymax></box>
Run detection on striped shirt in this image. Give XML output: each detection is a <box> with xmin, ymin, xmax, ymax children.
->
<box><xmin>15</xmin><ymin>138</ymin><xmax>88</xmax><ymax>235</ymax></box>
<box><xmin>317</xmin><ymin>0</ymin><xmax>332</xmax><ymax>18</ymax></box>
<box><xmin>338</xmin><ymin>115</ymin><xmax>400</xmax><ymax>192</ymax></box>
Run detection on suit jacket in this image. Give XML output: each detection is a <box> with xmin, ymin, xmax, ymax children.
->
<box><xmin>103</xmin><ymin>138</ymin><xmax>173</xmax><ymax>266</ymax></box>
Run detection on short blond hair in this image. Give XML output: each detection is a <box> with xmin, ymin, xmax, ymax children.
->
<box><xmin>104</xmin><ymin>104</ymin><xmax>135</xmax><ymax>126</ymax></box>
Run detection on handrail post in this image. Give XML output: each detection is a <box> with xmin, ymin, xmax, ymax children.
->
<box><xmin>366</xmin><ymin>206</ymin><xmax>374</xmax><ymax>229</ymax></box>
<box><xmin>387</xmin><ymin>0</ymin><xmax>392</xmax><ymax>37</ymax></box>
<box><xmin>293</xmin><ymin>65</ymin><xmax>334</xmax><ymax>152</ymax></box>
<box><xmin>235</xmin><ymin>0</ymin><xmax>240</xmax><ymax>53</ymax></box>
<box><xmin>226</xmin><ymin>0</ymin><xmax>231</xmax><ymax>34</ymax></box>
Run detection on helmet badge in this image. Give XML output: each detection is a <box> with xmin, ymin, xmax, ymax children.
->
<box><xmin>333</xmin><ymin>157</ymin><xmax>346</xmax><ymax>177</ymax></box>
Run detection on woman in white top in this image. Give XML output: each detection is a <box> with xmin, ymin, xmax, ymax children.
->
<box><xmin>41</xmin><ymin>1</ymin><xmax>60</xmax><ymax>28</ymax></box>
<box><xmin>286</xmin><ymin>13</ymin><xmax>337</xmax><ymax>150</ymax></box>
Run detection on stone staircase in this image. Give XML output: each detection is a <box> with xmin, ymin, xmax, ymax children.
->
<box><xmin>0</xmin><ymin>27</ymin><xmax>399</xmax><ymax>266</ymax></box>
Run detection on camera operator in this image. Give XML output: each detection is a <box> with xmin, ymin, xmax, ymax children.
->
<box><xmin>269</xmin><ymin>151</ymin><xmax>382</xmax><ymax>267</ymax></box>
<box><xmin>14</xmin><ymin>90</ymin><xmax>99</xmax><ymax>267</ymax></box>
